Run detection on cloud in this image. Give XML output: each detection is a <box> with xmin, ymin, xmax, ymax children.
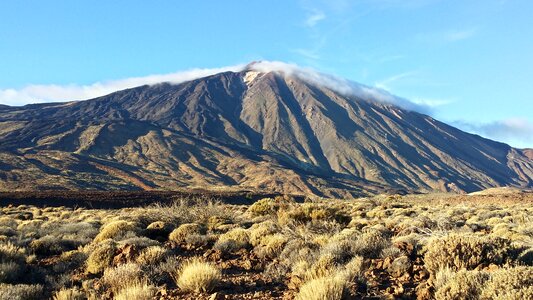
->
<box><xmin>291</xmin><ymin>48</ymin><xmax>321</xmax><ymax>60</ymax></box>
<box><xmin>410</xmin><ymin>97</ymin><xmax>453</xmax><ymax>107</ymax></box>
<box><xmin>444</xmin><ymin>28</ymin><xmax>478</xmax><ymax>42</ymax></box>
<box><xmin>248</xmin><ymin>60</ymin><xmax>430</xmax><ymax>113</ymax></box>
<box><xmin>453</xmin><ymin>118</ymin><xmax>533</xmax><ymax>148</ymax></box>
<box><xmin>0</xmin><ymin>64</ymin><xmax>245</xmax><ymax>106</ymax></box>
<box><xmin>417</xmin><ymin>27</ymin><xmax>478</xmax><ymax>44</ymax></box>
<box><xmin>374</xmin><ymin>71</ymin><xmax>419</xmax><ymax>90</ymax></box>
<box><xmin>1</xmin><ymin>60</ymin><xmax>432</xmax><ymax>114</ymax></box>
<box><xmin>304</xmin><ymin>9</ymin><xmax>326</xmax><ymax>27</ymax></box>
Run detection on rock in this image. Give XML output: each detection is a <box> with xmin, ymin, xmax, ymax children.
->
<box><xmin>387</xmin><ymin>256</ymin><xmax>412</xmax><ymax>277</ymax></box>
<box><xmin>112</xmin><ymin>244</ymin><xmax>138</xmax><ymax>265</ymax></box>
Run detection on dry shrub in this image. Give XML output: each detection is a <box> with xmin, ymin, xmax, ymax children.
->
<box><xmin>481</xmin><ymin>266</ymin><xmax>533</xmax><ymax>299</ymax></box>
<box><xmin>434</xmin><ymin>269</ymin><xmax>489</xmax><ymax>300</ymax></box>
<box><xmin>347</xmin><ymin>230</ymin><xmax>389</xmax><ymax>258</ymax></box>
<box><xmin>52</xmin><ymin>287</ymin><xmax>86</xmax><ymax>300</ymax></box>
<box><xmin>114</xmin><ymin>281</ymin><xmax>156</xmax><ymax>300</ymax></box>
<box><xmin>424</xmin><ymin>234</ymin><xmax>517</xmax><ymax>274</ymax></box>
<box><xmin>0</xmin><ymin>261</ymin><xmax>24</xmax><ymax>283</ymax></box>
<box><xmin>278</xmin><ymin>203</ymin><xmax>350</xmax><ymax>226</ymax></box>
<box><xmin>0</xmin><ymin>283</ymin><xmax>43</xmax><ymax>300</ymax></box>
<box><xmin>103</xmin><ymin>263</ymin><xmax>142</xmax><ymax>292</ymax></box>
<box><xmin>175</xmin><ymin>257</ymin><xmax>221</xmax><ymax>293</ymax></box>
<box><xmin>93</xmin><ymin>220</ymin><xmax>138</xmax><ymax>243</ymax></box>
<box><xmin>296</xmin><ymin>275</ymin><xmax>347</xmax><ymax>300</ymax></box>
<box><xmin>169</xmin><ymin>223</ymin><xmax>204</xmax><ymax>244</ymax></box>
<box><xmin>249</xmin><ymin>221</ymin><xmax>280</xmax><ymax>246</ymax></box>
<box><xmin>136</xmin><ymin>246</ymin><xmax>170</xmax><ymax>266</ymax></box>
<box><xmin>247</xmin><ymin>198</ymin><xmax>280</xmax><ymax>216</ymax></box>
<box><xmin>29</xmin><ymin>235</ymin><xmax>78</xmax><ymax>255</ymax></box>
<box><xmin>86</xmin><ymin>240</ymin><xmax>116</xmax><ymax>274</ymax></box>
<box><xmin>214</xmin><ymin>228</ymin><xmax>250</xmax><ymax>253</ymax></box>
<box><xmin>0</xmin><ymin>242</ymin><xmax>26</xmax><ymax>263</ymax></box>
<box><xmin>340</xmin><ymin>256</ymin><xmax>366</xmax><ymax>284</ymax></box>
<box><xmin>255</xmin><ymin>234</ymin><xmax>289</xmax><ymax>259</ymax></box>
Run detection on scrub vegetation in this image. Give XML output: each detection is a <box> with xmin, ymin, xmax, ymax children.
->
<box><xmin>0</xmin><ymin>191</ymin><xmax>532</xmax><ymax>299</ymax></box>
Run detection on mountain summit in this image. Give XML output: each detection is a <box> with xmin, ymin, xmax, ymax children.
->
<box><xmin>0</xmin><ymin>63</ymin><xmax>531</xmax><ymax>197</ymax></box>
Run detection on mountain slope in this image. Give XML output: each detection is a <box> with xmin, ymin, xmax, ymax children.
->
<box><xmin>0</xmin><ymin>67</ymin><xmax>531</xmax><ymax>197</ymax></box>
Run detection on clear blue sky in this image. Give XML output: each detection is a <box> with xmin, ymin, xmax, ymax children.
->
<box><xmin>0</xmin><ymin>0</ymin><xmax>532</xmax><ymax>148</ymax></box>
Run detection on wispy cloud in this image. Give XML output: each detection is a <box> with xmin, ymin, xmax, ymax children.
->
<box><xmin>0</xmin><ymin>64</ymin><xmax>245</xmax><ymax>106</ymax></box>
<box><xmin>374</xmin><ymin>71</ymin><xmax>419</xmax><ymax>90</ymax></box>
<box><xmin>417</xmin><ymin>27</ymin><xmax>479</xmax><ymax>44</ymax></box>
<box><xmin>304</xmin><ymin>9</ymin><xmax>326</xmax><ymax>27</ymax></box>
<box><xmin>291</xmin><ymin>48</ymin><xmax>321</xmax><ymax>60</ymax></box>
<box><xmin>444</xmin><ymin>28</ymin><xmax>478</xmax><ymax>42</ymax></box>
<box><xmin>248</xmin><ymin>60</ymin><xmax>431</xmax><ymax>113</ymax></box>
<box><xmin>453</xmin><ymin>118</ymin><xmax>533</xmax><ymax>148</ymax></box>
<box><xmin>410</xmin><ymin>97</ymin><xmax>453</xmax><ymax>107</ymax></box>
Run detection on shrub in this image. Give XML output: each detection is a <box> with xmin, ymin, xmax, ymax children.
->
<box><xmin>481</xmin><ymin>266</ymin><xmax>533</xmax><ymax>299</ymax></box>
<box><xmin>136</xmin><ymin>246</ymin><xmax>170</xmax><ymax>266</ymax></box>
<box><xmin>86</xmin><ymin>240</ymin><xmax>116</xmax><ymax>274</ymax></box>
<box><xmin>424</xmin><ymin>234</ymin><xmax>517</xmax><ymax>274</ymax></box>
<box><xmin>0</xmin><ymin>242</ymin><xmax>26</xmax><ymax>263</ymax></box>
<box><xmin>247</xmin><ymin>198</ymin><xmax>280</xmax><ymax>216</ymax></box>
<box><xmin>213</xmin><ymin>228</ymin><xmax>250</xmax><ymax>253</ymax></box>
<box><xmin>175</xmin><ymin>257</ymin><xmax>221</xmax><ymax>293</ymax></box>
<box><xmin>346</xmin><ymin>230</ymin><xmax>389</xmax><ymax>258</ymax></box>
<box><xmin>113</xmin><ymin>281</ymin><xmax>156</xmax><ymax>300</ymax></box>
<box><xmin>93</xmin><ymin>220</ymin><xmax>138</xmax><ymax>243</ymax></box>
<box><xmin>169</xmin><ymin>223</ymin><xmax>204</xmax><ymax>244</ymax></box>
<box><xmin>340</xmin><ymin>256</ymin><xmax>365</xmax><ymax>284</ymax></box>
<box><xmin>249</xmin><ymin>221</ymin><xmax>279</xmax><ymax>246</ymax></box>
<box><xmin>434</xmin><ymin>269</ymin><xmax>489</xmax><ymax>300</ymax></box>
<box><xmin>296</xmin><ymin>276</ymin><xmax>347</xmax><ymax>300</ymax></box>
<box><xmin>103</xmin><ymin>263</ymin><xmax>142</xmax><ymax>292</ymax></box>
<box><xmin>0</xmin><ymin>261</ymin><xmax>24</xmax><ymax>283</ymax></box>
<box><xmin>0</xmin><ymin>283</ymin><xmax>43</xmax><ymax>300</ymax></box>
<box><xmin>52</xmin><ymin>288</ymin><xmax>86</xmax><ymax>300</ymax></box>
<box><xmin>255</xmin><ymin>234</ymin><xmax>289</xmax><ymax>259</ymax></box>
<box><xmin>29</xmin><ymin>235</ymin><xmax>77</xmax><ymax>255</ymax></box>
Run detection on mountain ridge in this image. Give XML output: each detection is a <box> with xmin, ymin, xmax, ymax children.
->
<box><xmin>0</xmin><ymin>66</ymin><xmax>531</xmax><ymax>197</ymax></box>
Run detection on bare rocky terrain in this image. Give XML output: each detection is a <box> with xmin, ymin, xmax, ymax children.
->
<box><xmin>0</xmin><ymin>65</ymin><xmax>531</xmax><ymax>197</ymax></box>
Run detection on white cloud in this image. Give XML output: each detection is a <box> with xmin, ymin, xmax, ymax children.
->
<box><xmin>248</xmin><ymin>60</ymin><xmax>430</xmax><ymax>112</ymax></box>
<box><xmin>1</xmin><ymin>60</ymin><xmax>433</xmax><ymax>114</ymax></box>
<box><xmin>291</xmin><ymin>48</ymin><xmax>321</xmax><ymax>60</ymax></box>
<box><xmin>374</xmin><ymin>71</ymin><xmax>418</xmax><ymax>90</ymax></box>
<box><xmin>453</xmin><ymin>118</ymin><xmax>533</xmax><ymax>148</ymax></box>
<box><xmin>0</xmin><ymin>64</ymin><xmax>245</xmax><ymax>106</ymax></box>
<box><xmin>444</xmin><ymin>28</ymin><xmax>478</xmax><ymax>42</ymax></box>
<box><xmin>304</xmin><ymin>9</ymin><xmax>326</xmax><ymax>27</ymax></box>
<box><xmin>410</xmin><ymin>97</ymin><xmax>453</xmax><ymax>107</ymax></box>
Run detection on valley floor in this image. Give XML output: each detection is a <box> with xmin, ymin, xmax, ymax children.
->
<box><xmin>1</xmin><ymin>191</ymin><xmax>532</xmax><ymax>299</ymax></box>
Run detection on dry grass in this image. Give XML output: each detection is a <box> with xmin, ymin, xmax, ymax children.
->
<box><xmin>296</xmin><ymin>275</ymin><xmax>347</xmax><ymax>300</ymax></box>
<box><xmin>175</xmin><ymin>257</ymin><xmax>221</xmax><ymax>293</ymax></box>
<box><xmin>0</xmin><ymin>191</ymin><xmax>532</xmax><ymax>299</ymax></box>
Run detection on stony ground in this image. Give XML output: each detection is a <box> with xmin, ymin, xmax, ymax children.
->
<box><xmin>1</xmin><ymin>190</ymin><xmax>532</xmax><ymax>299</ymax></box>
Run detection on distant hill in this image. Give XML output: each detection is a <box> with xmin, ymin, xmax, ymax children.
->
<box><xmin>0</xmin><ymin>64</ymin><xmax>531</xmax><ymax>197</ymax></box>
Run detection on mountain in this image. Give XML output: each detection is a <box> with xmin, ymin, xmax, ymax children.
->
<box><xmin>0</xmin><ymin>63</ymin><xmax>531</xmax><ymax>197</ymax></box>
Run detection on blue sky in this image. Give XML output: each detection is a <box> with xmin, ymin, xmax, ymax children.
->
<box><xmin>0</xmin><ymin>0</ymin><xmax>532</xmax><ymax>148</ymax></box>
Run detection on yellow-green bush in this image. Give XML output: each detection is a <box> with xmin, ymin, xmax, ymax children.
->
<box><xmin>52</xmin><ymin>287</ymin><xmax>86</xmax><ymax>300</ymax></box>
<box><xmin>480</xmin><ymin>266</ymin><xmax>533</xmax><ymax>299</ymax></box>
<box><xmin>424</xmin><ymin>234</ymin><xmax>517</xmax><ymax>274</ymax></box>
<box><xmin>86</xmin><ymin>240</ymin><xmax>116</xmax><ymax>274</ymax></box>
<box><xmin>214</xmin><ymin>228</ymin><xmax>250</xmax><ymax>252</ymax></box>
<box><xmin>296</xmin><ymin>275</ymin><xmax>347</xmax><ymax>300</ymax></box>
<box><xmin>169</xmin><ymin>223</ymin><xmax>204</xmax><ymax>244</ymax></box>
<box><xmin>175</xmin><ymin>257</ymin><xmax>221</xmax><ymax>293</ymax></box>
<box><xmin>93</xmin><ymin>220</ymin><xmax>138</xmax><ymax>243</ymax></box>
